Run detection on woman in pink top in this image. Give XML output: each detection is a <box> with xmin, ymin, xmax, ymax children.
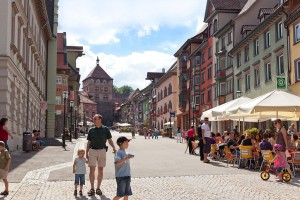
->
<box><xmin>0</xmin><ymin>118</ymin><xmax>13</xmax><ymax>151</ymax></box>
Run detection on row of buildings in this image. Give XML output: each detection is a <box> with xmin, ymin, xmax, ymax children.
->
<box><xmin>115</xmin><ymin>0</ymin><xmax>300</xmax><ymax>134</ymax></box>
<box><xmin>0</xmin><ymin>0</ymin><xmax>90</xmax><ymax>149</ymax></box>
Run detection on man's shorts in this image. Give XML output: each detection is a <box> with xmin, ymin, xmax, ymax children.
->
<box><xmin>0</xmin><ymin>169</ymin><xmax>8</xmax><ymax>179</ymax></box>
<box><xmin>116</xmin><ymin>176</ymin><xmax>132</xmax><ymax>197</ymax></box>
<box><xmin>203</xmin><ymin>137</ymin><xmax>211</xmax><ymax>153</ymax></box>
<box><xmin>74</xmin><ymin>174</ymin><xmax>85</xmax><ymax>185</ymax></box>
<box><xmin>88</xmin><ymin>149</ymin><xmax>106</xmax><ymax>167</ymax></box>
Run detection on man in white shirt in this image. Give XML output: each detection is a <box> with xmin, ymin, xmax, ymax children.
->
<box><xmin>201</xmin><ymin>117</ymin><xmax>211</xmax><ymax>163</ymax></box>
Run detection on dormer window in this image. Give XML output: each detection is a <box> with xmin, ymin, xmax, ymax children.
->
<box><xmin>258</xmin><ymin>8</ymin><xmax>274</xmax><ymax>24</ymax></box>
<box><xmin>241</xmin><ymin>25</ymin><xmax>256</xmax><ymax>39</ymax></box>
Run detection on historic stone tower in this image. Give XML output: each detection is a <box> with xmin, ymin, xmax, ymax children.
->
<box><xmin>82</xmin><ymin>57</ymin><xmax>114</xmax><ymax>126</ymax></box>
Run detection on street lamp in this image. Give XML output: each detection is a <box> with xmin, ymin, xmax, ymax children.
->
<box><xmin>236</xmin><ymin>90</ymin><xmax>243</xmax><ymax>98</ymax></box>
<box><xmin>62</xmin><ymin>91</ymin><xmax>68</xmax><ymax>150</ymax></box>
<box><xmin>169</xmin><ymin>108</ymin><xmax>173</xmax><ymax>138</ymax></box>
<box><xmin>69</xmin><ymin>100</ymin><xmax>74</xmax><ymax>142</ymax></box>
<box><xmin>74</xmin><ymin>106</ymin><xmax>78</xmax><ymax>139</ymax></box>
<box><xmin>192</xmin><ymin>102</ymin><xmax>195</xmax><ymax>127</ymax></box>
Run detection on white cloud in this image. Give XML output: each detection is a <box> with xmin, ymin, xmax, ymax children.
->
<box><xmin>138</xmin><ymin>25</ymin><xmax>160</xmax><ymax>38</ymax></box>
<box><xmin>58</xmin><ymin>0</ymin><xmax>206</xmax><ymax>45</ymax></box>
<box><xmin>76</xmin><ymin>47</ymin><xmax>176</xmax><ymax>90</ymax></box>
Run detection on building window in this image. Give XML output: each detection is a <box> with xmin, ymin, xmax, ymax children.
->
<box><xmin>226</xmin><ymin>79</ymin><xmax>233</xmax><ymax>94</ymax></box>
<box><xmin>228</xmin><ymin>31</ymin><xmax>232</xmax><ymax>44</ymax></box>
<box><xmin>254</xmin><ymin>68</ymin><xmax>260</xmax><ymax>87</ymax></box>
<box><xmin>244</xmin><ymin>46</ymin><xmax>249</xmax><ymax>62</ymax></box>
<box><xmin>237</xmin><ymin>53</ymin><xmax>241</xmax><ymax>68</ymax></box>
<box><xmin>295</xmin><ymin>23</ymin><xmax>300</xmax><ymax>43</ymax></box>
<box><xmin>245</xmin><ymin>74</ymin><xmax>250</xmax><ymax>91</ymax></box>
<box><xmin>164</xmin><ymin>87</ymin><xmax>167</xmax><ymax>97</ymax></box>
<box><xmin>277</xmin><ymin>55</ymin><xmax>284</xmax><ymax>75</ymax></box>
<box><xmin>265</xmin><ymin>31</ymin><xmax>271</xmax><ymax>48</ymax></box>
<box><xmin>216</xmin><ymin>41</ymin><xmax>219</xmax><ymax>53</ymax></box>
<box><xmin>207</xmin><ymin>89</ymin><xmax>211</xmax><ymax>102</ymax></box>
<box><xmin>214</xmin><ymin>85</ymin><xmax>217</xmax><ymax>100</ymax></box>
<box><xmin>208</xmin><ymin>47</ymin><xmax>212</xmax><ymax>58</ymax></box>
<box><xmin>208</xmin><ymin>66</ymin><xmax>212</xmax><ymax>79</ymax></box>
<box><xmin>227</xmin><ymin>55</ymin><xmax>233</xmax><ymax>68</ymax></box>
<box><xmin>201</xmin><ymin>52</ymin><xmax>205</xmax><ymax>64</ymax></box>
<box><xmin>200</xmin><ymin>91</ymin><xmax>205</xmax><ymax>105</ymax></box>
<box><xmin>265</xmin><ymin>62</ymin><xmax>272</xmax><ymax>82</ymax></box>
<box><xmin>62</xmin><ymin>78</ymin><xmax>67</xmax><ymax>84</ymax></box>
<box><xmin>104</xmin><ymin>87</ymin><xmax>108</xmax><ymax>92</ymax></box>
<box><xmin>221</xmin><ymin>37</ymin><xmax>225</xmax><ymax>50</ymax></box>
<box><xmin>56</xmin><ymin>76</ymin><xmax>62</xmax><ymax>84</ymax></box>
<box><xmin>254</xmin><ymin>39</ymin><xmax>259</xmax><ymax>56</ymax></box>
<box><xmin>201</xmin><ymin>71</ymin><xmax>205</xmax><ymax>83</ymax></box>
<box><xmin>213</xmin><ymin>19</ymin><xmax>218</xmax><ymax>33</ymax></box>
<box><xmin>219</xmin><ymin>83</ymin><xmax>226</xmax><ymax>96</ymax></box>
<box><xmin>195</xmin><ymin>55</ymin><xmax>200</xmax><ymax>65</ymax></box>
<box><xmin>55</xmin><ymin>96</ymin><xmax>61</xmax><ymax>105</ymax></box>
<box><xmin>195</xmin><ymin>95</ymin><xmax>200</xmax><ymax>105</ymax></box>
<box><xmin>168</xmin><ymin>84</ymin><xmax>172</xmax><ymax>95</ymax></box>
<box><xmin>237</xmin><ymin>78</ymin><xmax>241</xmax><ymax>91</ymax></box>
<box><xmin>296</xmin><ymin>60</ymin><xmax>300</xmax><ymax>81</ymax></box>
<box><xmin>277</xmin><ymin>21</ymin><xmax>283</xmax><ymax>40</ymax></box>
<box><xmin>194</xmin><ymin>75</ymin><xmax>200</xmax><ymax>85</ymax></box>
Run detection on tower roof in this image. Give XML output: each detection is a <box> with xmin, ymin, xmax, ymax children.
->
<box><xmin>83</xmin><ymin>57</ymin><xmax>113</xmax><ymax>81</ymax></box>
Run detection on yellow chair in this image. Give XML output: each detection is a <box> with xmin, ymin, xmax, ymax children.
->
<box><xmin>224</xmin><ymin>146</ymin><xmax>237</xmax><ymax>166</ymax></box>
<box><xmin>259</xmin><ymin>150</ymin><xmax>274</xmax><ymax>171</ymax></box>
<box><xmin>239</xmin><ymin>145</ymin><xmax>255</xmax><ymax>169</ymax></box>
<box><xmin>288</xmin><ymin>152</ymin><xmax>300</xmax><ymax>176</ymax></box>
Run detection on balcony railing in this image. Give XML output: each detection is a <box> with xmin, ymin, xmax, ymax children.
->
<box><xmin>214</xmin><ymin>70</ymin><xmax>226</xmax><ymax>81</ymax></box>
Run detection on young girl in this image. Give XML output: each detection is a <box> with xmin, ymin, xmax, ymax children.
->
<box><xmin>73</xmin><ymin>149</ymin><xmax>87</xmax><ymax>196</ymax></box>
<box><xmin>271</xmin><ymin>144</ymin><xmax>286</xmax><ymax>182</ymax></box>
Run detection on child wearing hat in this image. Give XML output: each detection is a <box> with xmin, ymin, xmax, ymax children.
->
<box><xmin>113</xmin><ymin>136</ymin><xmax>134</xmax><ymax>200</ymax></box>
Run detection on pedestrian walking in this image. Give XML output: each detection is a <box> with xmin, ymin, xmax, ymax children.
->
<box><xmin>186</xmin><ymin>126</ymin><xmax>195</xmax><ymax>154</ymax></box>
<box><xmin>0</xmin><ymin>118</ymin><xmax>13</xmax><ymax>151</ymax></box>
<box><xmin>143</xmin><ymin>127</ymin><xmax>147</xmax><ymax>139</ymax></box>
<box><xmin>0</xmin><ymin>141</ymin><xmax>11</xmax><ymax>196</ymax></box>
<box><xmin>86</xmin><ymin>114</ymin><xmax>117</xmax><ymax>196</ymax></box>
<box><xmin>177</xmin><ymin>127</ymin><xmax>181</xmax><ymax>143</ymax></box>
<box><xmin>201</xmin><ymin>117</ymin><xmax>211</xmax><ymax>163</ymax></box>
<box><xmin>197</xmin><ymin>124</ymin><xmax>204</xmax><ymax>161</ymax></box>
<box><xmin>73</xmin><ymin>149</ymin><xmax>87</xmax><ymax>196</ymax></box>
<box><xmin>131</xmin><ymin>127</ymin><xmax>135</xmax><ymax>139</ymax></box>
<box><xmin>154</xmin><ymin>127</ymin><xmax>159</xmax><ymax>139</ymax></box>
<box><xmin>113</xmin><ymin>136</ymin><xmax>133</xmax><ymax>200</ymax></box>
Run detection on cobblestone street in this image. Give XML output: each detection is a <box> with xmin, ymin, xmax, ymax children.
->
<box><xmin>1</xmin><ymin>132</ymin><xmax>300</xmax><ymax>200</ymax></box>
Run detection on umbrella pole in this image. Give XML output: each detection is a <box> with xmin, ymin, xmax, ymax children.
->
<box><xmin>239</xmin><ymin>119</ymin><xmax>241</xmax><ymax>132</ymax></box>
<box><xmin>243</xmin><ymin>117</ymin><xmax>245</xmax><ymax>132</ymax></box>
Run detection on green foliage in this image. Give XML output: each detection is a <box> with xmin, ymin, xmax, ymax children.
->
<box><xmin>114</xmin><ymin>85</ymin><xmax>134</xmax><ymax>94</ymax></box>
<box><xmin>244</xmin><ymin>127</ymin><xmax>259</xmax><ymax>135</ymax></box>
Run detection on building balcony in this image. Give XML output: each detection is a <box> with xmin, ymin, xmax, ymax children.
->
<box><xmin>214</xmin><ymin>70</ymin><xmax>226</xmax><ymax>81</ymax></box>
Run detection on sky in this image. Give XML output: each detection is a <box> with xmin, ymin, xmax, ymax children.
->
<box><xmin>58</xmin><ymin>0</ymin><xmax>207</xmax><ymax>90</ymax></box>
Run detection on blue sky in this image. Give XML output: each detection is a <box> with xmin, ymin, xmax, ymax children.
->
<box><xmin>58</xmin><ymin>0</ymin><xmax>207</xmax><ymax>89</ymax></box>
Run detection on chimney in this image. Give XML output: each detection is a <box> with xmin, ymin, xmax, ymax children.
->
<box><xmin>162</xmin><ymin>68</ymin><xmax>165</xmax><ymax>73</ymax></box>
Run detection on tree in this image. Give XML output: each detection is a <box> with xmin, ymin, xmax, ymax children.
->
<box><xmin>113</xmin><ymin>85</ymin><xmax>134</xmax><ymax>94</ymax></box>
<box><xmin>119</xmin><ymin>85</ymin><xmax>134</xmax><ymax>94</ymax></box>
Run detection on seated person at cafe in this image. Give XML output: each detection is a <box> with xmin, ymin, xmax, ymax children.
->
<box><xmin>223</xmin><ymin>131</ymin><xmax>229</xmax><ymax>143</ymax></box>
<box><xmin>241</xmin><ymin>133</ymin><xmax>255</xmax><ymax>149</ymax></box>
<box><xmin>32</xmin><ymin>130</ymin><xmax>41</xmax><ymax>150</ymax></box>
<box><xmin>215</xmin><ymin>132</ymin><xmax>223</xmax><ymax>144</ymax></box>
<box><xmin>227</xmin><ymin>131</ymin><xmax>240</xmax><ymax>156</ymax></box>
<box><xmin>259</xmin><ymin>133</ymin><xmax>273</xmax><ymax>151</ymax></box>
<box><xmin>36</xmin><ymin>130</ymin><xmax>45</xmax><ymax>147</ymax></box>
<box><xmin>237</xmin><ymin>135</ymin><xmax>245</xmax><ymax>145</ymax></box>
<box><xmin>287</xmin><ymin>134</ymin><xmax>296</xmax><ymax>150</ymax></box>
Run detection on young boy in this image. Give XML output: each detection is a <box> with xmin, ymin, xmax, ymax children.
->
<box><xmin>113</xmin><ymin>136</ymin><xmax>133</xmax><ymax>200</ymax></box>
<box><xmin>73</xmin><ymin>149</ymin><xmax>87</xmax><ymax>196</ymax></box>
<box><xmin>0</xmin><ymin>141</ymin><xmax>11</xmax><ymax>195</ymax></box>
